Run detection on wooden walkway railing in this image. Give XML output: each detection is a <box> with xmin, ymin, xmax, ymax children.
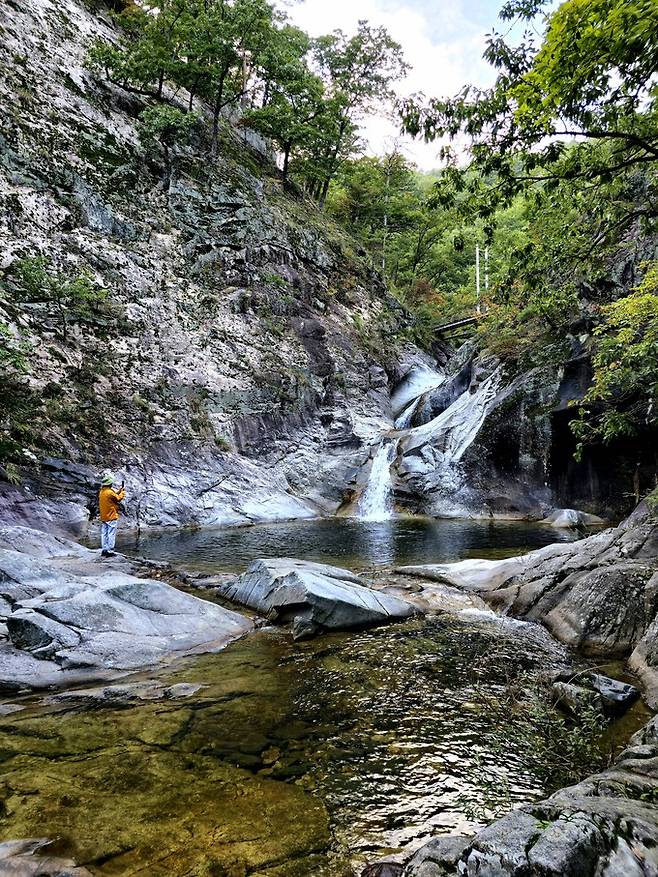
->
<box><xmin>434</xmin><ymin>316</ymin><xmax>478</xmax><ymax>336</ymax></box>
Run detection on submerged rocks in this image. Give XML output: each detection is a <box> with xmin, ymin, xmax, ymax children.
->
<box><xmin>551</xmin><ymin>672</ymin><xmax>639</xmax><ymax>719</ymax></box>
<box><xmin>0</xmin><ymin>839</ymin><xmax>92</xmax><ymax>876</ymax></box>
<box><xmin>0</xmin><ymin>526</ymin><xmax>252</xmax><ymax>690</ymax></box>
<box><xmin>217</xmin><ymin>558</ymin><xmax>418</xmax><ymax>638</ymax></box>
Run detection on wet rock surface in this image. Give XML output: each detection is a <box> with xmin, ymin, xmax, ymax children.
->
<box><xmin>398</xmin><ymin>503</ymin><xmax>658</xmax><ymax>685</ymax></box>
<box><xmin>399</xmin><ymin>713</ymin><xmax>658</xmax><ymax>876</ymax></box>
<box><xmin>394</xmin><ymin>356</ymin><xmax>559</xmax><ymax>520</ymax></box>
<box><xmin>0</xmin><ymin>839</ymin><xmax>93</xmax><ymax>876</ymax></box>
<box><xmin>391</xmin><ymin>349</ymin><xmax>656</xmax><ymax>521</ymax></box>
<box><xmin>216</xmin><ymin>557</ymin><xmax>418</xmax><ymax>638</ymax></box>
<box><xmin>0</xmin><ymin>526</ymin><xmax>252</xmax><ymax>689</ymax></box>
<box><xmin>379</xmin><ymin>503</ymin><xmax>658</xmax><ymax>877</ymax></box>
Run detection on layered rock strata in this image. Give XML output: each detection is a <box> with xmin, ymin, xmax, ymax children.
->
<box><xmin>0</xmin><ymin>525</ymin><xmax>252</xmax><ymax>690</ymax></box>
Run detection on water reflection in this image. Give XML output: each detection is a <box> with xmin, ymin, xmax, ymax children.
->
<box><xmin>0</xmin><ymin>616</ymin><xmax>592</xmax><ymax>876</ymax></box>
<box><xmin>119</xmin><ymin>516</ymin><xmax>581</xmax><ymax>573</ymax></box>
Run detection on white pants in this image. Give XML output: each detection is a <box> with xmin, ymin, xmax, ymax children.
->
<box><xmin>101</xmin><ymin>520</ymin><xmax>118</xmax><ymax>552</ymax></box>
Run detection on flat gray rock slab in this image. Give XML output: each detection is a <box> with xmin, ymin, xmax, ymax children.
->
<box><xmin>0</xmin><ymin>529</ymin><xmax>253</xmax><ymax>691</ymax></box>
<box><xmin>0</xmin><ymin>838</ymin><xmax>92</xmax><ymax>875</ymax></box>
<box><xmin>0</xmin><ymin>526</ymin><xmax>91</xmax><ymax>559</ymax></box>
<box><xmin>218</xmin><ymin>558</ymin><xmax>418</xmax><ymax>638</ymax></box>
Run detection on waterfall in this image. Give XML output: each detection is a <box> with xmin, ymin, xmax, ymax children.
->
<box><xmin>396</xmin><ymin>368</ymin><xmax>504</xmax><ymax>513</ymax></box>
<box><xmin>391</xmin><ymin>367</ymin><xmax>445</xmax><ymax>427</ymax></box>
<box><xmin>394</xmin><ymin>397</ymin><xmax>421</xmax><ymax>430</ymax></box>
<box><xmin>356</xmin><ymin>439</ymin><xmax>398</xmax><ymax>522</ymax></box>
<box><xmin>401</xmin><ymin>369</ymin><xmax>502</xmax><ymax>464</ymax></box>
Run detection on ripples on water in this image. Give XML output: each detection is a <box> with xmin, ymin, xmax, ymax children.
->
<box><xmin>118</xmin><ymin>515</ymin><xmax>582</xmax><ymax>572</ymax></box>
<box><xmin>286</xmin><ymin>617</ymin><xmax>553</xmax><ymax>863</ymax></box>
<box><xmin>3</xmin><ymin>518</ymin><xmax>625</xmax><ymax>876</ymax></box>
<box><xmin>0</xmin><ymin>615</ymin><xmax>576</xmax><ymax>876</ymax></box>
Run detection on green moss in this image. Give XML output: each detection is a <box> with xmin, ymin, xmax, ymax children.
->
<box><xmin>0</xmin><ymin>742</ymin><xmax>328</xmax><ymax>874</ymax></box>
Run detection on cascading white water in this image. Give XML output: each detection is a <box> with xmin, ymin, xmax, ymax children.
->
<box><xmin>353</xmin><ymin>362</ymin><xmax>503</xmax><ymax>521</ymax></box>
<box><xmin>392</xmin><ymin>367</ymin><xmax>445</xmax><ymax>429</ymax></box>
<box><xmin>396</xmin><ymin>368</ymin><xmax>504</xmax><ymax>514</ymax></box>
<box><xmin>356</xmin><ymin>439</ymin><xmax>398</xmax><ymax>522</ymax></box>
<box><xmin>401</xmin><ymin>369</ymin><xmax>502</xmax><ymax>463</ymax></box>
<box><xmin>394</xmin><ymin>397</ymin><xmax>421</xmax><ymax>430</ymax></box>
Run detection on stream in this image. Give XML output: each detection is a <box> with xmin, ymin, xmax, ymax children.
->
<box><xmin>0</xmin><ymin>518</ymin><xmax>648</xmax><ymax>876</ymax></box>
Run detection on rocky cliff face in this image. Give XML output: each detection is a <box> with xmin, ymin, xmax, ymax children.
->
<box><xmin>387</xmin><ymin>346</ymin><xmax>656</xmax><ymax>522</ymax></box>
<box><xmin>0</xmin><ymin>0</ymin><xmax>652</xmax><ymax>535</ymax></box>
<box><xmin>0</xmin><ymin>0</ymin><xmax>432</xmax><ymax>533</ymax></box>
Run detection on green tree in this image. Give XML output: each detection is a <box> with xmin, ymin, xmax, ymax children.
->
<box><xmin>572</xmin><ymin>261</ymin><xmax>658</xmax><ymax>450</ymax></box>
<box><xmin>89</xmin><ymin>0</ymin><xmax>191</xmax><ymax>99</ymax></box>
<box><xmin>244</xmin><ymin>27</ymin><xmax>325</xmax><ymax>182</ymax></box>
<box><xmin>401</xmin><ymin>0</ymin><xmax>658</xmax><ymax>232</ymax></box>
<box><xmin>182</xmin><ymin>0</ymin><xmax>278</xmax><ymax>154</ymax></box>
<box><xmin>8</xmin><ymin>257</ymin><xmax>107</xmax><ymax>342</ymax></box>
<box><xmin>397</xmin><ymin>0</ymin><xmax>658</xmax><ymax>374</ymax></box>
<box><xmin>89</xmin><ymin>0</ymin><xmax>278</xmax><ymax>154</ymax></box>
<box><xmin>328</xmin><ymin>152</ymin><xmax>421</xmax><ymax>269</ymax></box>
<box><xmin>138</xmin><ymin>104</ymin><xmax>198</xmax><ymax>191</ymax></box>
<box><xmin>312</xmin><ymin>22</ymin><xmax>409</xmax><ymax>203</ymax></box>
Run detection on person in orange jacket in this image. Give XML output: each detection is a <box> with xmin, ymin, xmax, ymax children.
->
<box><xmin>99</xmin><ymin>473</ymin><xmax>126</xmax><ymax>558</ymax></box>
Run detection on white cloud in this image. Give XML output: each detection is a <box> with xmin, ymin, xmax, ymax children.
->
<box><xmin>284</xmin><ymin>0</ymin><xmax>499</xmax><ymax>170</ymax></box>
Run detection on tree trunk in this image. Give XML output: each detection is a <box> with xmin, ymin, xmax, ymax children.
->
<box><xmin>188</xmin><ymin>74</ymin><xmax>201</xmax><ymax>112</ymax></box>
<box><xmin>318</xmin><ymin>117</ymin><xmax>349</xmax><ymax>207</ymax></box>
<box><xmin>319</xmin><ymin>177</ymin><xmax>331</xmax><ymax>207</ymax></box>
<box><xmin>157</xmin><ymin>69</ymin><xmax>165</xmax><ymax>100</ymax></box>
<box><xmin>634</xmin><ymin>463</ymin><xmax>641</xmax><ymax>504</ymax></box>
<box><xmin>162</xmin><ymin>141</ymin><xmax>171</xmax><ymax>197</ymax></box>
<box><xmin>282</xmin><ymin>143</ymin><xmax>291</xmax><ymax>182</ymax></box>
<box><xmin>211</xmin><ymin>70</ymin><xmax>227</xmax><ymax>156</ymax></box>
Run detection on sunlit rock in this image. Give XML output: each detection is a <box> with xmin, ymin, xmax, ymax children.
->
<box><xmin>0</xmin><ymin>526</ymin><xmax>253</xmax><ymax>689</ymax></box>
<box><xmin>218</xmin><ymin>557</ymin><xmax>418</xmax><ymax>638</ymax></box>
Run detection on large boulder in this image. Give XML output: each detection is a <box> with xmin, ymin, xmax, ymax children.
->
<box><xmin>541</xmin><ymin>508</ymin><xmax>605</xmax><ymax>528</ymax></box>
<box><xmin>0</xmin><ymin>526</ymin><xmax>253</xmax><ymax>690</ymax></box>
<box><xmin>218</xmin><ymin>558</ymin><xmax>418</xmax><ymax>638</ymax></box>
<box><xmin>398</xmin><ymin>502</ymin><xmax>658</xmax><ymax>698</ymax></box>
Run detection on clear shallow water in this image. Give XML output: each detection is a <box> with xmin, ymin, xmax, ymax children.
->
<box><xmin>0</xmin><ymin>615</ymin><xmax>628</xmax><ymax>877</ymax></box>
<box><xmin>2</xmin><ymin>517</ymin><xmax>638</xmax><ymax>877</ymax></box>
<box><xmin>117</xmin><ymin>515</ymin><xmax>583</xmax><ymax>573</ymax></box>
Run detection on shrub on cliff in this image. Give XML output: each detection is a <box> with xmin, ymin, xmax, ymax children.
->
<box><xmin>8</xmin><ymin>257</ymin><xmax>108</xmax><ymax>342</ymax></box>
<box><xmin>573</xmin><ymin>260</ymin><xmax>658</xmax><ymax>451</ymax></box>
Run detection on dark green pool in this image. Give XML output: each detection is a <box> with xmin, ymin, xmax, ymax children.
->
<box><xmin>116</xmin><ymin>515</ymin><xmax>582</xmax><ymax>573</ymax></box>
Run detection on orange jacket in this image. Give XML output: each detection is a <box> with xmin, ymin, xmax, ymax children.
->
<box><xmin>99</xmin><ymin>486</ymin><xmax>126</xmax><ymax>522</ymax></box>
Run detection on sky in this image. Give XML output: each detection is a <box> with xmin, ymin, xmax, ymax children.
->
<box><xmin>284</xmin><ymin>0</ymin><xmax>509</xmax><ymax>171</ymax></box>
